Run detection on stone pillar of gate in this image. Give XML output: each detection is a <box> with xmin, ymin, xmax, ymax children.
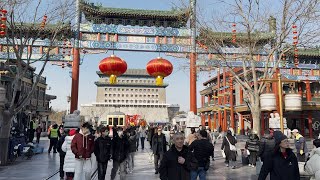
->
<box><xmin>70</xmin><ymin>48</ymin><xmax>80</xmax><ymax>113</ymax></box>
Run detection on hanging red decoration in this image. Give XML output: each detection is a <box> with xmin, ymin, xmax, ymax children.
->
<box><xmin>292</xmin><ymin>24</ymin><xmax>298</xmax><ymax>67</ymax></box>
<box><xmin>0</xmin><ymin>9</ymin><xmax>7</xmax><ymax>37</ymax></box>
<box><xmin>146</xmin><ymin>57</ymin><xmax>173</xmax><ymax>86</ymax></box>
<box><xmin>232</xmin><ymin>23</ymin><xmax>236</xmax><ymax>44</ymax></box>
<box><xmin>99</xmin><ymin>55</ymin><xmax>127</xmax><ymax>84</ymax></box>
<box><xmin>40</xmin><ymin>15</ymin><xmax>47</xmax><ymax>28</ymax></box>
<box><xmin>1</xmin><ymin>9</ymin><xmax>7</xmax><ymax>15</ymax></box>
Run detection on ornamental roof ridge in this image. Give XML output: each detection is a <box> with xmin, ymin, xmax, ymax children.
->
<box><xmin>80</xmin><ymin>1</ymin><xmax>189</xmax><ymax>18</ymax></box>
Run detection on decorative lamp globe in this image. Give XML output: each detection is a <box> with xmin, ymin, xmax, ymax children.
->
<box><xmin>146</xmin><ymin>57</ymin><xmax>173</xmax><ymax>86</ymax></box>
<box><xmin>98</xmin><ymin>55</ymin><xmax>127</xmax><ymax>84</ymax></box>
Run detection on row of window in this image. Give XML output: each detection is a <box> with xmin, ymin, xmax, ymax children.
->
<box><xmin>113</xmin><ymin>79</ymin><xmax>154</xmax><ymax>83</ymax></box>
<box><xmin>104</xmin><ymin>99</ymin><xmax>159</xmax><ymax>103</ymax></box>
<box><xmin>105</xmin><ymin>88</ymin><xmax>159</xmax><ymax>92</ymax></box>
<box><xmin>105</xmin><ymin>94</ymin><xmax>159</xmax><ymax>98</ymax></box>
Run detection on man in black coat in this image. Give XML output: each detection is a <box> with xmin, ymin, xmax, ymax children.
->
<box><xmin>56</xmin><ymin>129</ymin><xmax>68</xmax><ymax>180</ymax></box>
<box><xmin>160</xmin><ymin>132</ymin><xmax>198</xmax><ymax>180</ymax></box>
<box><xmin>110</xmin><ymin>127</ymin><xmax>130</xmax><ymax>180</ymax></box>
<box><xmin>258</xmin><ymin>131</ymin><xmax>300</xmax><ymax>180</ymax></box>
<box><xmin>152</xmin><ymin>127</ymin><xmax>167</xmax><ymax>174</ymax></box>
<box><xmin>258</xmin><ymin>131</ymin><xmax>275</xmax><ymax>162</ymax></box>
<box><xmin>189</xmin><ymin>130</ymin><xmax>214</xmax><ymax>180</ymax></box>
<box><xmin>94</xmin><ymin>127</ymin><xmax>112</xmax><ymax>180</ymax></box>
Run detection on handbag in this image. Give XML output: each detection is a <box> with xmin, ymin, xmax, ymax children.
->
<box><xmin>221</xmin><ymin>150</ymin><xmax>226</xmax><ymax>158</ymax></box>
<box><xmin>247</xmin><ymin>149</ymin><xmax>250</xmax><ymax>156</ymax></box>
<box><xmin>226</xmin><ymin>137</ymin><xmax>237</xmax><ymax>151</ymax></box>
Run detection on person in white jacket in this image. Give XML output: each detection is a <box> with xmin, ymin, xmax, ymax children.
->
<box><xmin>305</xmin><ymin>139</ymin><xmax>320</xmax><ymax>180</ymax></box>
<box><xmin>62</xmin><ymin>129</ymin><xmax>77</xmax><ymax>180</ymax></box>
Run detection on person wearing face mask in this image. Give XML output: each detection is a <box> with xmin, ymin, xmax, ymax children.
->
<box><xmin>71</xmin><ymin>122</ymin><xmax>95</xmax><ymax>180</ymax></box>
<box><xmin>152</xmin><ymin>127</ymin><xmax>167</xmax><ymax>174</ymax></box>
<box><xmin>110</xmin><ymin>127</ymin><xmax>130</xmax><ymax>180</ymax></box>
<box><xmin>94</xmin><ymin>127</ymin><xmax>112</xmax><ymax>180</ymax></box>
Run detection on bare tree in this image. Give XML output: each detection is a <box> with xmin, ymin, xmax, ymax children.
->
<box><xmin>0</xmin><ymin>0</ymin><xmax>75</xmax><ymax>165</ymax></box>
<box><xmin>197</xmin><ymin>0</ymin><xmax>320</xmax><ymax>135</ymax></box>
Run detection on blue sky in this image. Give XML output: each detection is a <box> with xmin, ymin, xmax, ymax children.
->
<box><xmin>41</xmin><ymin>0</ymin><xmax>212</xmax><ymax>112</ymax></box>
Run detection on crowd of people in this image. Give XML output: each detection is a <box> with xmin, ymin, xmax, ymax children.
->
<box><xmin>45</xmin><ymin>121</ymin><xmax>320</xmax><ymax>180</ymax></box>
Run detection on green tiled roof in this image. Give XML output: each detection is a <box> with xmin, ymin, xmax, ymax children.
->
<box><xmin>198</xmin><ymin>28</ymin><xmax>275</xmax><ymax>45</ymax></box>
<box><xmin>80</xmin><ymin>1</ymin><xmax>188</xmax><ymax>18</ymax></box>
<box><xmin>286</xmin><ymin>48</ymin><xmax>320</xmax><ymax>57</ymax></box>
<box><xmin>80</xmin><ymin>1</ymin><xmax>189</xmax><ymax>27</ymax></box>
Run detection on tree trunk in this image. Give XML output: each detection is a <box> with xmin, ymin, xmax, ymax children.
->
<box><xmin>251</xmin><ymin>94</ymin><xmax>261</xmax><ymax>137</ymax></box>
<box><xmin>0</xmin><ymin>111</ymin><xmax>13</xmax><ymax>166</ymax></box>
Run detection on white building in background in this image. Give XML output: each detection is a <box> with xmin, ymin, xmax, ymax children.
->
<box><xmin>80</xmin><ymin>69</ymin><xmax>179</xmax><ymax>123</ymax></box>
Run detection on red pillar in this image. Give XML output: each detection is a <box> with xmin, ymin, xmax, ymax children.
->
<box><xmin>208</xmin><ymin>114</ymin><xmax>212</xmax><ymax>129</ymax></box>
<box><xmin>240</xmin><ymin>115</ymin><xmax>245</xmax><ymax>135</ymax></box>
<box><xmin>201</xmin><ymin>96</ymin><xmax>205</xmax><ymax>107</ymax></box>
<box><xmin>190</xmin><ymin>53</ymin><xmax>197</xmax><ymax>114</ymax></box>
<box><xmin>201</xmin><ymin>114</ymin><xmax>205</xmax><ymax>126</ymax></box>
<box><xmin>213</xmin><ymin>112</ymin><xmax>217</xmax><ymax>130</ymax></box>
<box><xmin>273</xmin><ymin>69</ymin><xmax>280</xmax><ymax>113</ymax></box>
<box><xmin>70</xmin><ymin>48</ymin><xmax>80</xmax><ymax>113</ymax></box>
<box><xmin>229</xmin><ymin>76</ymin><xmax>235</xmax><ymax>131</ymax></box>
<box><xmin>223</xmin><ymin>68</ymin><xmax>227</xmax><ymax>131</ymax></box>
<box><xmin>261</xmin><ymin>112</ymin><xmax>265</xmax><ymax>135</ymax></box>
<box><xmin>239</xmin><ymin>87</ymin><xmax>243</xmax><ymax>104</ymax></box>
<box><xmin>217</xmin><ymin>68</ymin><xmax>222</xmax><ymax>129</ymax></box>
<box><xmin>305</xmin><ymin>80</ymin><xmax>313</xmax><ymax>138</ymax></box>
<box><xmin>208</xmin><ymin>95</ymin><xmax>211</xmax><ymax>106</ymax></box>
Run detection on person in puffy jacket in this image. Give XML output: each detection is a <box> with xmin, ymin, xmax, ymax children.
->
<box><xmin>305</xmin><ymin>139</ymin><xmax>320</xmax><ymax>180</ymax></box>
<box><xmin>94</xmin><ymin>126</ymin><xmax>112</xmax><ymax>180</ymax></box>
<box><xmin>258</xmin><ymin>131</ymin><xmax>275</xmax><ymax>162</ymax></box>
<box><xmin>258</xmin><ymin>131</ymin><xmax>300</xmax><ymax>180</ymax></box>
<box><xmin>245</xmin><ymin>132</ymin><xmax>260</xmax><ymax>167</ymax></box>
<box><xmin>292</xmin><ymin>129</ymin><xmax>308</xmax><ymax>162</ymax></box>
<box><xmin>71</xmin><ymin>122</ymin><xmax>95</xmax><ymax>180</ymax></box>
<box><xmin>62</xmin><ymin>129</ymin><xmax>77</xmax><ymax>180</ymax></box>
<box><xmin>110</xmin><ymin>127</ymin><xmax>130</xmax><ymax>180</ymax></box>
<box><xmin>57</xmin><ymin>129</ymin><xmax>68</xmax><ymax>180</ymax></box>
<box><xmin>127</xmin><ymin>129</ymin><xmax>137</xmax><ymax>173</ymax></box>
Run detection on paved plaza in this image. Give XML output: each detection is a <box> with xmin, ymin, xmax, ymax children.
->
<box><xmin>0</xmin><ymin>138</ymin><xmax>313</xmax><ymax>180</ymax></box>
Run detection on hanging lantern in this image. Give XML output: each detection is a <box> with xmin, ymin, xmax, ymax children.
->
<box><xmin>99</xmin><ymin>55</ymin><xmax>127</xmax><ymax>84</ymax></box>
<box><xmin>232</xmin><ymin>23</ymin><xmax>236</xmax><ymax>44</ymax></box>
<box><xmin>146</xmin><ymin>57</ymin><xmax>173</xmax><ymax>86</ymax></box>
<box><xmin>292</xmin><ymin>24</ymin><xmax>299</xmax><ymax>67</ymax></box>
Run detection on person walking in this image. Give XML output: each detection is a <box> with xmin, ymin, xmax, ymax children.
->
<box><xmin>128</xmin><ymin>129</ymin><xmax>137</xmax><ymax>173</ymax></box>
<box><xmin>258</xmin><ymin>131</ymin><xmax>275</xmax><ymax>162</ymax></box>
<box><xmin>245</xmin><ymin>132</ymin><xmax>260</xmax><ymax>167</ymax></box>
<box><xmin>152</xmin><ymin>127</ymin><xmax>167</xmax><ymax>174</ymax></box>
<box><xmin>71</xmin><ymin>122</ymin><xmax>95</xmax><ymax>180</ymax></box>
<box><xmin>305</xmin><ymin>139</ymin><xmax>320</xmax><ymax>180</ymax></box>
<box><xmin>186</xmin><ymin>127</ymin><xmax>198</xmax><ymax>146</ymax></box>
<box><xmin>62</xmin><ymin>129</ymin><xmax>77</xmax><ymax>180</ymax></box>
<box><xmin>48</xmin><ymin>124</ymin><xmax>59</xmax><ymax>153</ymax></box>
<box><xmin>57</xmin><ymin>129</ymin><xmax>68</xmax><ymax>180</ymax></box>
<box><xmin>111</xmin><ymin>127</ymin><xmax>130</xmax><ymax>180</ymax></box>
<box><xmin>36</xmin><ymin>125</ymin><xmax>42</xmax><ymax>144</ymax></box>
<box><xmin>221</xmin><ymin>128</ymin><xmax>237</xmax><ymax>169</ymax></box>
<box><xmin>292</xmin><ymin>129</ymin><xmax>308</xmax><ymax>162</ymax></box>
<box><xmin>94</xmin><ymin>126</ymin><xmax>112</xmax><ymax>180</ymax></box>
<box><xmin>139</xmin><ymin>125</ymin><xmax>147</xmax><ymax>150</ymax></box>
<box><xmin>135</xmin><ymin>127</ymin><xmax>140</xmax><ymax>151</ymax></box>
<box><xmin>159</xmin><ymin>132</ymin><xmax>198</xmax><ymax>180</ymax></box>
<box><xmin>189</xmin><ymin>130</ymin><xmax>214</xmax><ymax>180</ymax></box>
<box><xmin>147</xmin><ymin>126</ymin><xmax>155</xmax><ymax>149</ymax></box>
<box><xmin>258</xmin><ymin>131</ymin><xmax>300</xmax><ymax>180</ymax></box>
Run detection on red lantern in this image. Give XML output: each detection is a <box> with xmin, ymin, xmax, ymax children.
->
<box><xmin>146</xmin><ymin>57</ymin><xmax>173</xmax><ymax>86</ymax></box>
<box><xmin>0</xmin><ymin>24</ymin><xmax>5</xmax><ymax>29</ymax></box>
<box><xmin>99</xmin><ymin>55</ymin><xmax>127</xmax><ymax>84</ymax></box>
<box><xmin>1</xmin><ymin>9</ymin><xmax>7</xmax><ymax>15</ymax></box>
<box><xmin>1</xmin><ymin>17</ymin><xmax>6</xmax><ymax>21</ymax></box>
<box><xmin>0</xmin><ymin>31</ymin><xmax>5</xmax><ymax>36</ymax></box>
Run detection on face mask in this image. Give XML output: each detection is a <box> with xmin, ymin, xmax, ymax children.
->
<box><xmin>158</xmin><ymin>131</ymin><xmax>161</xmax><ymax>135</ymax></box>
<box><xmin>118</xmin><ymin>131</ymin><xmax>123</xmax><ymax>136</ymax></box>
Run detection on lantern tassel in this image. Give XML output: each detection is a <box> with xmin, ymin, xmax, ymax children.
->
<box><xmin>156</xmin><ymin>76</ymin><xmax>164</xmax><ymax>86</ymax></box>
<box><xmin>110</xmin><ymin>75</ymin><xmax>117</xmax><ymax>84</ymax></box>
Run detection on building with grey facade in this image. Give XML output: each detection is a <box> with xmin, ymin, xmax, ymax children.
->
<box><xmin>80</xmin><ymin>69</ymin><xmax>172</xmax><ymax>123</ymax></box>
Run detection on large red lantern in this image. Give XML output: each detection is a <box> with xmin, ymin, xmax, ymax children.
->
<box><xmin>146</xmin><ymin>57</ymin><xmax>173</xmax><ymax>86</ymax></box>
<box><xmin>99</xmin><ymin>55</ymin><xmax>127</xmax><ymax>84</ymax></box>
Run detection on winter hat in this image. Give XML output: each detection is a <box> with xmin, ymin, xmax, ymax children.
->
<box><xmin>69</xmin><ymin>129</ymin><xmax>77</xmax><ymax>136</ymax></box>
<box><xmin>292</xmin><ymin>129</ymin><xmax>299</xmax><ymax>133</ymax></box>
<box><xmin>100</xmin><ymin>126</ymin><xmax>107</xmax><ymax>132</ymax></box>
<box><xmin>273</xmin><ymin>131</ymin><xmax>287</xmax><ymax>145</ymax></box>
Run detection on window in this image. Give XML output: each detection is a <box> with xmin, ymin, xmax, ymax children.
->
<box><xmin>126</xmin><ymin>94</ymin><xmax>129</xmax><ymax>97</ymax></box>
<box><xmin>108</xmin><ymin>118</ymin><xmax>113</xmax><ymax>125</ymax></box>
<box><xmin>126</xmin><ymin>100</ymin><xmax>128</xmax><ymax>103</ymax></box>
<box><xmin>126</xmin><ymin>89</ymin><xmax>129</xmax><ymax>91</ymax></box>
<box><xmin>139</xmin><ymin>94</ymin><xmax>142</xmax><ymax>97</ymax></box>
<box><xmin>113</xmin><ymin>94</ymin><xmax>116</xmax><ymax>97</ymax></box>
<box><xmin>148</xmin><ymin>89</ymin><xmax>150</xmax><ymax>92</ymax></box>
<box><xmin>139</xmin><ymin>89</ymin><xmax>142</xmax><ymax>92</ymax></box>
<box><xmin>131</xmin><ymin>94</ymin><xmax>133</xmax><ymax>97</ymax></box>
<box><xmin>119</xmin><ymin>118</ymin><xmax>124</xmax><ymax>126</ymax></box>
<box><xmin>135</xmin><ymin>100</ymin><xmax>137</xmax><ymax>103</ymax></box>
<box><xmin>113</xmin><ymin>118</ymin><xmax>119</xmax><ymax>126</ymax></box>
<box><xmin>152</xmin><ymin>89</ymin><xmax>154</xmax><ymax>92</ymax></box>
<box><xmin>147</xmin><ymin>100</ymin><xmax>150</xmax><ymax>103</ymax></box>
<box><xmin>135</xmin><ymin>95</ymin><xmax>138</xmax><ymax>97</ymax></box>
<box><xmin>113</xmin><ymin>100</ymin><xmax>116</xmax><ymax>102</ymax></box>
<box><xmin>152</xmin><ymin>95</ymin><xmax>154</xmax><ymax>98</ymax></box>
<box><xmin>139</xmin><ymin>100</ymin><xmax>142</xmax><ymax>103</ymax></box>
<box><xmin>122</xmin><ymin>94</ymin><xmax>124</xmax><ymax>97</ymax></box>
<box><xmin>148</xmin><ymin>95</ymin><xmax>150</xmax><ymax>97</ymax></box>
<box><xmin>117</xmin><ymin>94</ymin><xmax>120</xmax><ymax>97</ymax></box>
<box><xmin>144</xmin><ymin>95</ymin><xmax>146</xmax><ymax>97</ymax></box>
<box><xmin>143</xmin><ymin>100</ymin><xmax>146</xmax><ymax>103</ymax></box>
<box><xmin>118</xmin><ymin>88</ymin><xmax>120</xmax><ymax>91</ymax></box>
<box><xmin>143</xmin><ymin>89</ymin><xmax>146</xmax><ymax>92</ymax></box>
<box><xmin>109</xmin><ymin>94</ymin><xmax>112</xmax><ymax>97</ymax></box>
<box><xmin>156</xmin><ymin>89</ymin><xmax>158</xmax><ymax>92</ymax></box>
<box><xmin>156</xmin><ymin>100</ymin><xmax>159</xmax><ymax>103</ymax></box>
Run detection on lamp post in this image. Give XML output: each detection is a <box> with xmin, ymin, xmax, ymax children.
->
<box><xmin>259</xmin><ymin>74</ymin><xmax>299</xmax><ymax>132</ymax></box>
